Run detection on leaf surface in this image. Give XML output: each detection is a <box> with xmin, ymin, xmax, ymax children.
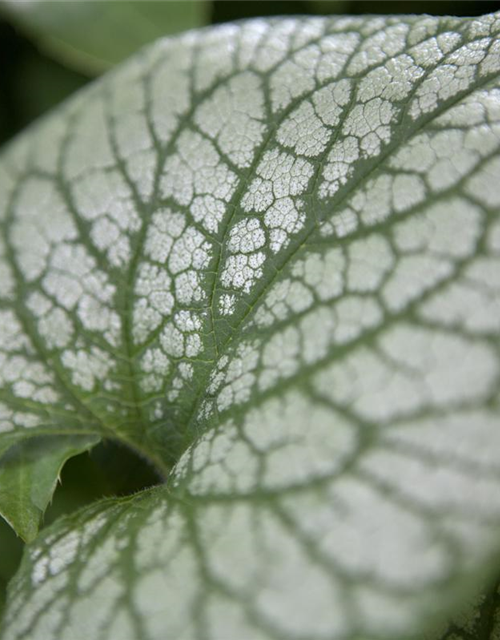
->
<box><xmin>1</xmin><ymin>12</ymin><xmax>500</xmax><ymax>640</ymax></box>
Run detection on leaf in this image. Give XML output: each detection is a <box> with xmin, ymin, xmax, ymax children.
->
<box><xmin>0</xmin><ymin>0</ymin><xmax>209</xmax><ymax>74</ymax></box>
<box><xmin>0</xmin><ymin>435</ymin><xmax>99</xmax><ymax>542</ymax></box>
<box><xmin>1</xmin><ymin>11</ymin><xmax>500</xmax><ymax>640</ymax></box>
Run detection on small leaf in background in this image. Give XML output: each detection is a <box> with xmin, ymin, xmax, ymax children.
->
<box><xmin>1</xmin><ymin>9</ymin><xmax>500</xmax><ymax>640</ymax></box>
<box><xmin>0</xmin><ymin>0</ymin><xmax>210</xmax><ymax>74</ymax></box>
<box><xmin>0</xmin><ymin>435</ymin><xmax>99</xmax><ymax>542</ymax></box>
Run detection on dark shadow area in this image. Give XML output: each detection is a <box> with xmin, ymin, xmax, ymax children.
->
<box><xmin>0</xmin><ymin>517</ymin><xmax>23</xmax><ymax>618</ymax></box>
<box><xmin>213</xmin><ymin>0</ymin><xmax>312</xmax><ymax>22</ymax></box>
<box><xmin>0</xmin><ymin>20</ymin><xmax>22</xmax><ymax>144</ymax></box>
<box><xmin>43</xmin><ymin>439</ymin><xmax>163</xmax><ymax>527</ymax></box>
<box><xmin>212</xmin><ymin>0</ymin><xmax>500</xmax><ymax>23</ymax></box>
<box><xmin>346</xmin><ymin>1</ymin><xmax>500</xmax><ymax>16</ymax></box>
<box><xmin>0</xmin><ymin>16</ymin><xmax>89</xmax><ymax>146</ymax></box>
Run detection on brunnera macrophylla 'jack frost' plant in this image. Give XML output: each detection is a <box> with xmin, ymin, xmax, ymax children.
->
<box><xmin>0</xmin><ymin>11</ymin><xmax>500</xmax><ymax>640</ymax></box>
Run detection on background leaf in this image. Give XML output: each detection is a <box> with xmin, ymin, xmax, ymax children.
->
<box><xmin>0</xmin><ymin>435</ymin><xmax>99</xmax><ymax>542</ymax></box>
<box><xmin>0</xmin><ymin>0</ymin><xmax>209</xmax><ymax>74</ymax></box>
<box><xmin>0</xmin><ymin>17</ymin><xmax>90</xmax><ymax>147</ymax></box>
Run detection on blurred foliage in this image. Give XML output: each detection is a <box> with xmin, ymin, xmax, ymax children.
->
<box><xmin>13</xmin><ymin>49</ymin><xmax>90</xmax><ymax>129</ymax></box>
<box><xmin>354</xmin><ymin>0</ymin><xmax>500</xmax><ymax>16</ymax></box>
<box><xmin>0</xmin><ymin>1</ymin><xmax>209</xmax><ymax>74</ymax></box>
<box><xmin>43</xmin><ymin>439</ymin><xmax>162</xmax><ymax>528</ymax></box>
<box><xmin>212</xmin><ymin>0</ymin><xmax>354</xmax><ymax>21</ymax></box>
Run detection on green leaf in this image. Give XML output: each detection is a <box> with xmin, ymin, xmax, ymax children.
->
<box><xmin>0</xmin><ymin>435</ymin><xmax>99</xmax><ymax>542</ymax></box>
<box><xmin>0</xmin><ymin>0</ymin><xmax>209</xmax><ymax>74</ymax></box>
<box><xmin>1</xmin><ymin>11</ymin><xmax>500</xmax><ymax>640</ymax></box>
